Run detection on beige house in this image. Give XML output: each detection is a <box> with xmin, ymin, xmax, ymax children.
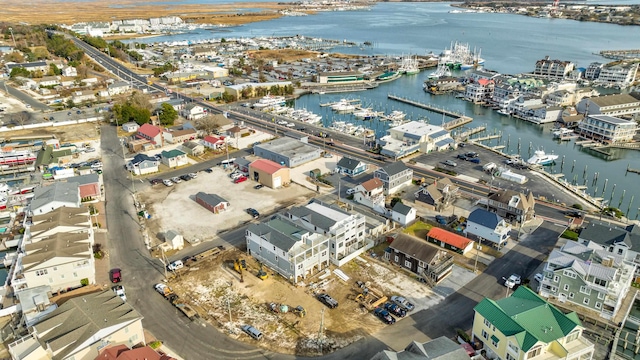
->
<box><xmin>248</xmin><ymin>159</ymin><xmax>290</xmax><ymax>189</ymax></box>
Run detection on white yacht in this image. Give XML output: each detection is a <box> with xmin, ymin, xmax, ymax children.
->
<box><xmin>253</xmin><ymin>95</ymin><xmax>286</xmax><ymax>109</ymax></box>
<box><xmin>527</xmin><ymin>150</ymin><xmax>558</xmax><ymax>166</ymax></box>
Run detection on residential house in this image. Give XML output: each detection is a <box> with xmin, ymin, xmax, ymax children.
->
<box><xmin>508</xmin><ymin>94</ymin><xmax>544</xmax><ymax>119</ymax></box>
<box><xmin>96</xmin><ymin>344</ymin><xmax>176</xmax><ymax>360</ymax></box>
<box><xmin>195</xmin><ymin>192</ymin><xmax>229</xmax><ymax>214</ymax></box>
<box><xmin>30</xmin><ymin>182</ymin><xmax>80</xmax><ymax>215</ymax></box>
<box><xmin>248</xmin><ymin>159</ymin><xmax>290</xmax><ymax>189</ymax></box>
<box><xmin>180</xmin><ymin>141</ymin><xmax>204</xmax><ymax>156</ymax></box>
<box><xmin>202</xmin><ymin>135</ymin><xmax>227</xmax><ymax>150</ymax></box>
<box><xmin>385</xmin><ymin>234</ymin><xmax>454</xmax><ymax>284</ymax></box>
<box><xmin>576</xmin><ymin>93</ymin><xmax>640</xmax><ymax>119</ymax></box>
<box><xmin>121</xmin><ymin>122</ymin><xmax>140</xmax><ymax>133</ymax></box>
<box><xmin>224</xmin><ymin>81</ymin><xmax>292</xmax><ymax>99</ymax></box>
<box><xmin>27</xmin><ymin>207</ymin><xmax>92</xmax><ymax>242</ymax></box>
<box><xmin>486</xmin><ymin>189</ymin><xmax>536</xmax><ymax>223</ymax></box>
<box><xmin>71</xmin><ymin>90</ymin><xmax>97</xmax><ymax>104</ymax></box>
<box><xmin>464</xmin><ymin>78</ymin><xmax>494</xmax><ymax>103</ymax></box>
<box><xmin>335</xmin><ymin>156</ymin><xmax>368</xmax><ymax>177</ymax></box>
<box><xmin>374</xmin><ymin>161</ymin><xmax>413</xmax><ymax>196</ymax></box>
<box><xmin>165</xmin><ymin>230</ymin><xmax>184</xmax><ymax>251</ymax></box>
<box><xmin>181</xmin><ymin>104</ymin><xmax>206</xmax><ymax>120</ymax></box>
<box><xmin>107</xmin><ymin>81</ymin><xmax>132</xmax><ymax>96</ymax></box>
<box><xmin>163</xmin><ymin>128</ymin><xmax>197</xmax><ymax>144</ymax></box>
<box><xmin>246</xmin><ymin>215</ymin><xmax>330</xmax><ymax>284</ymax></box>
<box><xmin>533</xmin><ymin>56</ymin><xmax>576</xmax><ymax>79</ymax></box>
<box><xmin>8</xmin><ymin>290</ymin><xmax>144</xmax><ymax>360</ymax></box>
<box><xmin>62</xmin><ymin>66</ymin><xmax>77</xmax><ymax>77</ymax></box>
<box><xmin>126</xmin><ymin>154</ymin><xmax>159</xmax><ymax>175</ymax></box>
<box><xmin>391</xmin><ymin>202</ymin><xmax>416</xmax><ymax>226</ymax></box>
<box><xmin>585</xmin><ymin>62</ymin><xmax>603</xmax><ymax>80</ymax></box>
<box><xmin>352</xmin><ymin>178</ymin><xmax>386</xmax><ymax>214</ymax></box>
<box><xmin>370</xmin><ymin>336</ymin><xmax>472</xmax><ymax>360</ymax></box>
<box><xmin>66</xmin><ymin>173</ymin><xmax>101</xmax><ymax>200</ymax></box>
<box><xmin>612</xmin><ymin>294</ymin><xmax>640</xmax><ymax>360</ymax></box>
<box><xmin>378</xmin><ymin>121</ymin><xmax>454</xmax><ymax>158</ymax></box>
<box><xmin>163</xmin><ymin>98</ymin><xmax>185</xmax><ymax>111</ymax></box>
<box><xmin>426</xmin><ymin>227</ymin><xmax>473</xmax><ymax>255</ymax></box>
<box><xmin>286</xmin><ymin>199</ymin><xmax>372</xmax><ymax>266</ymax></box>
<box><xmin>414</xmin><ymin>177</ymin><xmax>459</xmax><ymax>211</ymax></box>
<box><xmin>15</xmin><ymin>285</ymin><xmax>53</xmax><ymax>328</ymax></box>
<box><xmin>527</xmin><ymin>105</ymin><xmax>563</xmax><ymax>124</ymax></box>
<box><xmin>539</xmin><ymin>241</ymin><xmax>635</xmax><ymax>321</ymax></box>
<box><xmin>491</xmin><ymin>83</ymin><xmax>520</xmax><ymax>109</ymax></box>
<box><xmin>578</xmin><ymin>115</ymin><xmax>637</xmax><ymax>144</ymax></box>
<box><xmin>5</xmin><ymin>61</ymin><xmax>48</xmax><ymax>74</ymax></box>
<box><xmin>37</xmin><ymin>76</ymin><xmax>60</xmax><ymax>87</ymax></box>
<box><xmin>160</xmin><ymin>149</ymin><xmax>188</xmax><ymax>168</ymax></box>
<box><xmin>254</xmin><ymin>137</ymin><xmax>321</xmax><ymax>168</ymax></box>
<box><xmin>464</xmin><ymin>208</ymin><xmax>511</xmax><ymax>248</ymax></box>
<box><xmin>137</xmin><ymin>124</ymin><xmax>163</xmax><ymax>146</ymax></box>
<box><xmin>576</xmin><ymin>220</ymin><xmax>640</xmax><ymax>275</ymax></box>
<box><xmin>35</xmin><ymin>146</ymin><xmax>73</xmax><ymax>170</ymax></box>
<box><xmin>472</xmin><ymin>286</ymin><xmax>594</xmax><ymax>360</ymax></box>
<box><xmin>596</xmin><ymin>63</ymin><xmax>638</xmax><ymax>88</ymax></box>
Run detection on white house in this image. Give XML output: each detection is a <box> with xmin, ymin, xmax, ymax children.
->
<box><xmin>126</xmin><ymin>154</ymin><xmax>159</xmax><ymax>175</ymax></box>
<box><xmin>165</xmin><ymin>230</ymin><xmax>184</xmax><ymax>250</ymax></box>
<box><xmin>374</xmin><ymin>161</ymin><xmax>414</xmax><ymax>196</ymax></box>
<box><xmin>391</xmin><ymin>202</ymin><xmax>417</xmax><ymax>226</ymax></box>
<box><xmin>62</xmin><ymin>66</ymin><xmax>77</xmax><ymax>77</ymax></box>
<box><xmin>182</xmin><ymin>104</ymin><xmax>206</xmax><ymax>120</ymax></box>
<box><xmin>202</xmin><ymin>135</ymin><xmax>227</xmax><ymax>150</ymax></box>
<box><xmin>464</xmin><ymin>208</ymin><xmax>511</xmax><ymax>248</ymax></box>
<box><xmin>108</xmin><ymin>80</ymin><xmax>132</xmax><ymax>96</ymax></box>
<box><xmin>352</xmin><ymin>177</ymin><xmax>386</xmax><ymax>214</ymax></box>
<box><xmin>378</xmin><ymin>121</ymin><xmax>454</xmax><ymax>158</ymax></box>
<box><xmin>121</xmin><ymin>122</ymin><xmax>140</xmax><ymax>133</ymax></box>
<box><xmin>160</xmin><ymin>149</ymin><xmax>188</xmax><ymax>168</ymax></box>
<box><xmin>30</xmin><ymin>182</ymin><xmax>80</xmax><ymax>215</ymax></box>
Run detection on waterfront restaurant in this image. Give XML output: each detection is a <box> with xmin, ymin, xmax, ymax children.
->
<box><xmin>578</xmin><ymin>114</ymin><xmax>637</xmax><ymax>144</ymax></box>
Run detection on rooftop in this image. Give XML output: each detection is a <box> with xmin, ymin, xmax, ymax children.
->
<box><xmin>377</xmin><ymin>161</ymin><xmax>411</xmax><ymax>177</ymax></box>
<box><xmin>586</xmin><ymin>114</ymin><xmax>636</xmax><ymax>125</ymax></box>
<box><xmin>427</xmin><ymin>227</ymin><xmax>471</xmax><ymax>250</ymax></box>
<box><xmin>250</xmin><ymin>159</ymin><xmax>286</xmax><ymax>175</ymax></box>
<box><xmin>30</xmin><ymin>182</ymin><xmax>80</xmax><ymax>213</ymax></box>
<box><xmin>195</xmin><ymin>192</ymin><xmax>227</xmax><ymax>206</ymax></box>
<box><xmin>255</xmin><ymin>137</ymin><xmax>320</xmax><ymax>159</ymax></box>
<box><xmin>588</xmin><ymin>93</ymin><xmax>640</xmax><ymax>108</ymax></box>
<box><xmin>391</xmin><ymin>121</ymin><xmax>448</xmax><ymax>138</ymax></box>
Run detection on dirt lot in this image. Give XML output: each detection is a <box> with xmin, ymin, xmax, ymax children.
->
<box><xmin>164</xmin><ymin>243</ymin><xmax>473</xmax><ymax>355</ymax></box>
<box><xmin>0</xmin><ymin>123</ymin><xmax>101</xmax><ymax>143</ymax></box>
<box><xmin>247</xmin><ymin>49</ymin><xmax>321</xmax><ymax>62</ymax></box>
<box><xmin>138</xmin><ymin>166</ymin><xmax>313</xmax><ymax>244</ymax></box>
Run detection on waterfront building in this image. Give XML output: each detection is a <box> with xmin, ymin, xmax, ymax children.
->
<box><xmin>612</xmin><ymin>293</ymin><xmax>640</xmax><ymax>360</ymax></box>
<box><xmin>472</xmin><ymin>286</ymin><xmax>594</xmax><ymax>360</ymax></box>
<box><xmin>246</xmin><ymin>215</ymin><xmax>329</xmax><ymax>283</ymax></box>
<box><xmin>533</xmin><ymin>56</ymin><xmax>576</xmax><ymax>79</ymax></box>
<box><xmin>286</xmin><ymin>199</ymin><xmax>372</xmax><ymax>266</ymax></box>
<box><xmin>464</xmin><ymin>78</ymin><xmax>495</xmax><ymax>104</ymax></box>
<box><xmin>539</xmin><ymin>241</ymin><xmax>634</xmax><ymax>321</ymax></box>
<box><xmin>527</xmin><ymin>105</ymin><xmax>563</xmax><ymax>124</ymax></box>
<box><xmin>491</xmin><ymin>83</ymin><xmax>520</xmax><ymax>109</ymax></box>
<box><xmin>253</xmin><ymin>137</ymin><xmax>321</xmax><ymax>167</ymax></box>
<box><xmin>577</xmin><ymin>220</ymin><xmax>640</xmax><ymax>276</ymax></box>
<box><xmin>595</xmin><ymin>63</ymin><xmax>638</xmax><ymax>88</ymax></box>
<box><xmin>576</xmin><ymin>93</ymin><xmax>640</xmax><ymax>119</ymax></box>
<box><xmin>317</xmin><ymin>71</ymin><xmax>364</xmax><ymax>84</ymax></box>
<box><xmin>485</xmin><ymin>189</ymin><xmax>536</xmax><ymax>223</ymax></box>
<box><xmin>468</xmin><ymin>69</ymin><xmax>500</xmax><ymax>83</ymax></box>
<box><xmin>584</xmin><ymin>62</ymin><xmax>603</xmax><ymax>80</ymax></box>
<box><xmin>224</xmin><ymin>81</ymin><xmax>292</xmax><ymax>100</ymax></box>
<box><xmin>546</xmin><ymin>87</ymin><xmax>599</xmax><ymax>107</ymax></box>
<box><xmin>374</xmin><ymin>161</ymin><xmax>414</xmax><ymax>196</ymax></box>
<box><xmin>507</xmin><ymin>94</ymin><xmax>543</xmax><ymax>118</ymax></box>
<box><xmin>578</xmin><ymin>114</ymin><xmax>637</xmax><ymax>144</ymax></box>
<box><xmin>378</xmin><ymin>121</ymin><xmax>454</xmax><ymax>158</ymax></box>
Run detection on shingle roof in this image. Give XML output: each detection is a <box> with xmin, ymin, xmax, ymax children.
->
<box><xmin>138</xmin><ymin>123</ymin><xmax>162</xmax><ymax>138</ymax></box>
<box><xmin>161</xmin><ymin>149</ymin><xmax>186</xmax><ymax>159</ymax></box>
<box><xmin>393</xmin><ymin>202</ymin><xmax>414</xmax><ymax>216</ymax></box>
<box><xmin>130</xmin><ymin>154</ymin><xmax>157</xmax><ymax>165</ymax></box>
<box><xmin>579</xmin><ymin>220</ymin><xmax>640</xmax><ymax>249</ymax></box>
<box><xmin>361</xmin><ymin>178</ymin><xmax>383</xmax><ymax>192</ymax></box>
<box><xmin>336</xmin><ymin>156</ymin><xmax>363</xmax><ymax>171</ymax></box>
<box><xmin>389</xmin><ymin>234</ymin><xmax>439</xmax><ymax>264</ymax></box>
<box><xmin>468</xmin><ymin>208</ymin><xmax>502</xmax><ymax>229</ymax></box>
<box><xmin>473</xmin><ymin>286</ymin><xmax>581</xmax><ymax>352</ymax></box>
<box><xmin>65</xmin><ymin>173</ymin><xmax>99</xmax><ymax>187</ymax></box>
<box><xmin>427</xmin><ymin>228</ymin><xmax>470</xmax><ymax>250</ymax></box>
<box><xmin>378</xmin><ymin>161</ymin><xmax>411</xmax><ymax>177</ymax></box>
<box><xmin>247</xmin><ymin>217</ymin><xmax>309</xmax><ymax>252</ymax></box>
<box><xmin>195</xmin><ymin>192</ymin><xmax>227</xmax><ymax>207</ymax></box>
<box><xmin>30</xmin><ymin>182</ymin><xmax>80</xmax><ymax>212</ymax></box>
<box><xmin>589</xmin><ymin>93</ymin><xmax>640</xmax><ymax>108</ymax></box>
<box><xmin>250</xmin><ymin>159</ymin><xmax>285</xmax><ymax>175</ymax></box>
<box><xmin>34</xmin><ymin>290</ymin><xmax>143</xmax><ymax>360</ymax></box>
<box><xmin>22</xmin><ymin>232</ymin><xmax>91</xmax><ymax>271</ymax></box>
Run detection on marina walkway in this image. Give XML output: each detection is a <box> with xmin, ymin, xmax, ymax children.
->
<box><xmin>387</xmin><ymin>94</ymin><xmax>473</xmax><ymax>129</ymax></box>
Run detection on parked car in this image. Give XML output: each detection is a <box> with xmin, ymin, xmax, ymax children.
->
<box><xmin>150</xmin><ymin>179</ymin><xmax>162</xmax><ymax>185</ymax></box>
<box><xmin>188</xmin><ymin>172</ymin><xmax>197</xmax><ymax>179</ymax></box>
<box><xmin>246</xmin><ymin>208</ymin><xmax>260</xmax><ymax>218</ymax></box>
<box><xmin>465</xmin><ymin>151</ymin><xmax>479</xmax><ymax>158</ymax></box>
<box><xmin>204</xmin><ymin>168</ymin><xmax>213</xmax><ymax>173</ymax></box>
<box><xmin>167</xmin><ymin>260</ymin><xmax>184</xmax><ymax>271</ymax></box>
<box><xmin>234</xmin><ymin>176</ymin><xmax>248</xmax><ymax>184</ymax></box>
<box><xmin>241</xmin><ymin>325</ymin><xmax>263</xmax><ymax>340</ymax></box>
<box><xmin>456</xmin><ymin>154</ymin><xmax>468</xmax><ymax>160</ymax></box>
<box><xmin>179</xmin><ymin>174</ymin><xmax>192</xmax><ymax>181</ymax></box>
<box><xmin>467</xmin><ymin>157</ymin><xmax>481</xmax><ymax>164</ymax></box>
<box><xmin>346</xmin><ymin>188</ymin><xmax>356</xmax><ymax>195</ymax></box>
<box><xmin>254</xmin><ymin>184</ymin><xmax>264</xmax><ymax>190</ymax></box>
<box><xmin>162</xmin><ymin>179</ymin><xmax>173</xmax><ymax>187</ymax></box>
<box><xmin>435</xmin><ymin>215</ymin><xmax>448</xmax><ymax>225</ymax></box>
<box><xmin>534</xmin><ymin>273</ymin><xmax>544</xmax><ymax>282</ymax></box>
<box><xmin>171</xmin><ymin>176</ymin><xmax>182</xmax><ymax>183</ymax></box>
<box><xmin>230</xmin><ymin>172</ymin><xmax>243</xmax><ymax>180</ymax></box>
<box><xmin>443</xmin><ymin>160</ymin><xmax>457</xmax><ymax>167</ymax></box>
<box><xmin>504</xmin><ymin>274</ymin><xmax>522</xmax><ymax>288</ymax></box>
<box><xmin>390</xmin><ymin>296</ymin><xmax>415</xmax><ymax>311</ymax></box>
<box><xmin>317</xmin><ymin>293</ymin><xmax>338</xmax><ymax>309</ymax></box>
<box><xmin>374</xmin><ymin>308</ymin><xmax>396</xmax><ymax>324</ymax></box>
<box><xmin>85</xmin><ymin>147</ymin><xmax>96</xmax><ymax>153</ymax></box>
<box><xmin>383</xmin><ymin>302</ymin><xmax>406</xmax><ymax>318</ymax></box>
<box><xmin>112</xmin><ymin>285</ymin><xmax>127</xmax><ymax>302</ymax></box>
<box><xmin>109</xmin><ymin>268</ymin><xmax>122</xmax><ymax>283</ymax></box>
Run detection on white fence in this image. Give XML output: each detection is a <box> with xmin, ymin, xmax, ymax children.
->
<box><xmin>0</xmin><ymin>117</ymin><xmax>102</xmax><ymax>133</ymax></box>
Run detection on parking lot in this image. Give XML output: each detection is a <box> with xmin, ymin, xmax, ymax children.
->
<box><xmin>138</xmin><ymin>166</ymin><xmax>313</xmax><ymax>244</ymax></box>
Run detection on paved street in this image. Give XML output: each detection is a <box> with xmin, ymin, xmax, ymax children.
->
<box><xmin>0</xmin><ymin>80</ymin><xmax>51</xmax><ymax>111</ymax></box>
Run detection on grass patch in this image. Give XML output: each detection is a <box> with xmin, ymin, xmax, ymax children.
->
<box><xmin>403</xmin><ymin>221</ymin><xmax>432</xmax><ymax>239</ymax></box>
<box><xmin>561</xmin><ymin>229</ymin><xmax>579</xmax><ymax>241</ymax></box>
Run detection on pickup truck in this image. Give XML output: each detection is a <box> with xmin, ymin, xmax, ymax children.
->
<box><xmin>154</xmin><ymin>283</ymin><xmax>198</xmax><ymax>320</ymax></box>
<box><xmin>112</xmin><ymin>285</ymin><xmax>127</xmax><ymax>302</ymax></box>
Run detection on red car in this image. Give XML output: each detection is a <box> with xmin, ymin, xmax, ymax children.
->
<box><xmin>234</xmin><ymin>176</ymin><xmax>248</xmax><ymax>184</ymax></box>
<box><xmin>109</xmin><ymin>268</ymin><xmax>122</xmax><ymax>283</ymax></box>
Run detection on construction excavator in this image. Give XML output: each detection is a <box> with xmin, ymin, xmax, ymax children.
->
<box><xmin>233</xmin><ymin>259</ymin><xmax>246</xmax><ymax>282</ymax></box>
<box><xmin>257</xmin><ymin>263</ymin><xmax>268</xmax><ymax>280</ymax></box>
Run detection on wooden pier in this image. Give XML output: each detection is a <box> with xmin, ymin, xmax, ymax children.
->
<box><xmin>442</xmin><ymin>116</ymin><xmax>473</xmax><ymax>130</ymax></box>
<box><xmin>598</xmin><ymin>49</ymin><xmax>640</xmax><ymax>60</ymax></box>
<box><xmin>387</xmin><ymin>94</ymin><xmax>471</xmax><ymax>122</ymax></box>
<box><xmin>473</xmin><ymin>133</ymin><xmax>502</xmax><ymax>142</ymax></box>
<box><xmin>627</xmin><ymin>164</ymin><xmax>640</xmax><ymax>175</ymax></box>
<box><xmin>455</xmin><ymin>126</ymin><xmax>486</xmax><ymax>141</ymax></box>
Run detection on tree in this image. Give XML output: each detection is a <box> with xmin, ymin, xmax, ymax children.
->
<box><xmin>158</xmin><ymin>102</ymin><xmax>178</xmax><ymax>126</ymax></box>
<box><xmin>195</xmin><ymin>115</ymin><xmax>222</xmax><ymax>135</ymax></box>
<box><xmin>12</xmin><ymin>111</ymin><xmax>31</xmax><ymax>127</ymax></box>
<box><xmin>112</xmin><ymin>102</ymin><xmax>151</xmax><ymax>126</ymax></box>
<box><xmin>129</xmin><ymin>91</ymin><xmax>153</xmax><ymax>112</ymax></box>
<box><xmin>9</xmin><ymin>67</ymin><xmax>30</xmax><ymax>78</ymax></box>
<box><xmin>4</xmin><ymin>51</ymin><xmax>24</xmax><ymax>63</ymax></box>
<box><xmin>390</xmin><ymin>197</ymin><xmax>403</xmax><ymax>208</ymax></box>
<box><xmin>49</xmin><ymin>63</ymin><xmax>61</xmax><ymax>76</ymax></box>
<box><xmin>66</xmin><ymin>99</ymin><xmax>75</xmax><ymax>109</ymax></box>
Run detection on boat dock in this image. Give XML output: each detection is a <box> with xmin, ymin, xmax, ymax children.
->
<box><xmin>455</xmin><ymin>126</ymin><xmax>486</xmax><ymax>141</ymax></box>
<box><xmin>442</xmin><ymin>116</ymin><xmax>473</xmax><ymax>130</ymax></box>
<box><xmin>387</xmin><ymin>94</ymin><xmax>473</xmax><ymax>126</ymax></box>
<box><xmin>473</xmin><ymin>133</ymin><xmax>502</xmax><ymax>142</ymax></box>
<box><xmin>627</xmin><ymin>165</ymin><xmax>640</xmax><ymax>175</ymax></box>
<box><xmin>598</xmin><ymin>49</ymin><xmax>640</xmax><ymax>60</ymax></box>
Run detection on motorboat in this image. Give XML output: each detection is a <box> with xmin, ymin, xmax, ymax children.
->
<box><xmin>252</xmin><ymin>95</ymin><xmax>286</xmax><ymax>109</ymax></box>
<box><xmin>552</xmin><ymin>128</ymin><xmax>574</xmax><ymax>139</ymax></box>
<box><xmin>527</xmin><ymin>150</ymin><xmax>558</xmax><ymax>166</ymax></box>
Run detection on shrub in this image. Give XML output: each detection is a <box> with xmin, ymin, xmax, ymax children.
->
<box><xmin>80</xmin><ymin>278</ymin><xmax>89</xmax><ymax>286</ymax></box>
<box><xmin>561</xmin><ymin>230</ymin><xmax>579</xmax><ymax>241</ymax></box>
<box><xmin>456</xmin><ymin>328</ymin><xmax>471</xmax><ymax>343</ymax></box>
<box><xmin>149</xmin><ymin>341</ymin><xmax>163</xmax><ymax>349</ymax></box>
<box><xmin>93</xmin><ymin>222</ymin><xmax>101</xmax><ymax>228</ymax></box>
<box><xmin>571</xmin><ymin>204</ymin><xmax>583</xmax><ymax>210</ymax></box>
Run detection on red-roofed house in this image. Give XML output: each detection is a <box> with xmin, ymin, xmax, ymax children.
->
<box><xmin>137</xmin><ymin>124</ymin><xmax>163</xmax><ymax>146</ymax></box>
<box><xmin>202</xmin><ymin>135</ymin><xmax>226</xmax><ymax>150</ymax></box>
<box><xmin>249</xmin><ymin>159</ymin><xmax>290</xmax><ymax>189</ymax></box>
<box><xmin>95</xmin><ymin>344</ymin><xmax>176</xmax><ymax>360</ymax></box>
<box><xmin>464</xmin><ymin>78</ymin><xmax>495</xmax><ymax>104</ymax></box>
<box><xmin>426</xmin><ymin>227</ymin><xmax>473</xmax><ymax>254</ymax></box>
<box><xmin>66</xmin><ymin>174</ymin><xmax>101</xmax><ymax>200</ymax></box>
<box><xmin>352</xmin><ymin>177</ymin><xmax>385</xmax><ymax>214</ymax></box>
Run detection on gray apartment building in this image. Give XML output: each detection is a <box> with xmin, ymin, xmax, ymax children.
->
<box><xmin>253</xmin><ymin>137</ymin><xmax>321</xmax><ymax>167</ymax></box>
<box><xmin>373</xmin><ymin>161</ymin><xmax>413</xmax><ymax>195</ymax></box>
<box><xmin>539</xmin><ymin>241</ymin><xmax>635</xmax><ymax>320</ymax></box>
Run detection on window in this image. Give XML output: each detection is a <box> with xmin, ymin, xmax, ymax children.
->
<box><xmin>273</xmin><ymin>246</ymin><xmax>276</xmax><ymax>251</ymax></box>
<box><xmin>595</xmin><ymin>302</ymin><xmax>602</xmax><ymax>309</ymax></box>
<box><xmin>566</xmin><ymin>330</ymin><xmax>580</xmax><ymax>343</ymax></box>
<box><xmin>569</xmin><ymin>292</ymin><xmax>574</xmax><ymax>299</ymax></box>
<box><xmin>598</xmin><ymin>292</ymin><xmax>605</xmax><ymax>300</ymax></box>
<box><xmin>594</xmin><ymin>278</ymin><xmax>607</xmax><ymax>287</ymax></box>
<box><xmin>580</xmin><ymin>286</ymin><xmax>591</xmax><ymax>295</ymax></box>
<box><xmin>554</xmin><ymin>275</ymin><xmax>560</xmax><ymax>282</ymax></box>
<box><xmin>563</xmin><ymin>284</ymin><xmax>570</xmax><ymax>291</ymax></box>
<box><xmin>491</xmin><ymin>338</ymin><xmax>498</xmax><ymax>347</ymax></box>
<box><xmin>404</xmin><ymin>260</ymin><xmax>412</xmax><ymax>268</ymax></box>
<box><xmin>583</xmin><ymin>298</ymin><xmax>590</xmax><ymax>305</ymax></box>
<box><xmin>481</xmin><ymin>330</ymin><xmax>488</xmax><ymax>340</ymax></box>
<box><xmin>275</xmin><ymin>256</ymin><xmax>278</xmax><ymax>261</ymax></box>
<box><xmin>508</xmin><ymin>341</ymin><xmax>519</xmax><ymax>354</ymax></box>
<box><xmin>506</xmin><ymin>354</ymin><xmax>516</xmax><ymax>360</ymax></box>
<box><xmin>619</xmin><ymin>249</ymin><xmax>624</xmax><ymax>255</ymax></box>
<box><xmin>297</xmin><ymin>264</ymin><xmax>303</xmax><ymax>270</ymax></box>
<box><xmin>527</xmin><ymin>346</ymin><xmax>542</xmax><ymax>358</ymax></box>
<box><xmin>36</xmin><ymin>269</ymin><xmax>48</xmax><ymax>276</ymax></box>
<box><xmin>563</xmin><ymin>270</ymin><xmax>577</xmax><ymax>279</ymax></box>
<box><xmin>395</xmin><ymin>255</ymin><xmax>399</xmax><ymax>263</ymax></box>
<box><xmin>484</xmin><ymin>319</ymin><xmax>491</xmax><ymax>327</ymax></box>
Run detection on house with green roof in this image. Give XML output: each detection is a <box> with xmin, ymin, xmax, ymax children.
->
<box><xmin>472</xmin><ymin>286</ymin><xmax>594</xmax><ymax>360</ymax></box>
<box><xmin>160</xmin><ymin>149</ymin><xmax>188</xmax><ymax>168</ymax></box>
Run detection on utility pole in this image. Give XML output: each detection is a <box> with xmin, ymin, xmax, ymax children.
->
<box><xmin>161</xmin><ymin>248</ymin><xmax>168</xmax><ymax>280</ymax></box>
<box><xmin>227</xmin><ymin>298</ymin><xmax>232</xmax><ymax>322</ymax></box>
<box><xmin>8</xmin><ymin>27</ymin><xmax>16</xmax><ymax>48</ymax></box>
<box><xmin>474</xmin><ymin>243</ymin><xmax>481</xmax><ymax>274</ymax></box>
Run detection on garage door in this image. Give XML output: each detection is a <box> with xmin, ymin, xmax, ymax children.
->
<box><xmin>273</xmin><ymin>176</ymin><xmax>281</xmax><ymax>188</ymax></box>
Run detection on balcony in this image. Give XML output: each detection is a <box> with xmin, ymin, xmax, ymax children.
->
<box><xmin>538</xmin><ymin>337</ymin><xmax>594</xmax><ymax>360</ymax></box>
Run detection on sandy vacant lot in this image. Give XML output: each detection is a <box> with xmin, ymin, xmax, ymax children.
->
<box><xmin>139</xmin><ymin>166</ymin><xmax>313</xmax><ymax>243</ymax></box>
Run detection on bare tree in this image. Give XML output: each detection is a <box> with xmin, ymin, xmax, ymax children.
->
<box><xmin>195</xmin><ymin>114</ymin><xmax>224</xmax><ymax>135</ymax></box>
<box><xmin>12</xmin><ymin>111</ymin><xmax>31</xmax><ymax>127</ymax></box>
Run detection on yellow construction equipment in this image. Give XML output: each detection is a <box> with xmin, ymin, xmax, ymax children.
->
<box><xmin>293</xmin><ymin>305</ymin><xmax>306</xmax><ymax>318</ymax></box>
<box><xmin>233</xmin><ymin>259</ymin><xmax>246</xmax><ymax>282</ymax></box>
<box><xmin>257</xmin><ymin>263</ymin><xmax>268</xmax><ymax>280</ymax></box>
<box><xmin>354</xmin><ymin>283</ymin><xmax>387</xmax><ymax>311</ymax></box>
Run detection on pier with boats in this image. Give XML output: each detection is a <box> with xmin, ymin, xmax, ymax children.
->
<box><xmin>387</xmin><ymin>94</ymin><xmax>472</xmax><ymax>129</ymax></box>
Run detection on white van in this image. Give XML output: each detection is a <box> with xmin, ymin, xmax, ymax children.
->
<box><xmin>241</xmin><ymin>325</ymin><xmax>263</xmax><ymax>340</ymax></box>
<box><xmin>167</xmin><ymin>260</ymin><xmax>184</xmax><ymax>271</ymax></box>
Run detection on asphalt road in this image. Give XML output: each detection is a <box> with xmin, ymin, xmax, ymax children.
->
<box><xmin>84</xmin><ymin>35</ymin><xmax>577</xmax><ymax>359</ymax></box>
<box><xmin>0</xmin><ymin>80</ymin><xmax>52</xmax><ymax>111</ymax></box>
